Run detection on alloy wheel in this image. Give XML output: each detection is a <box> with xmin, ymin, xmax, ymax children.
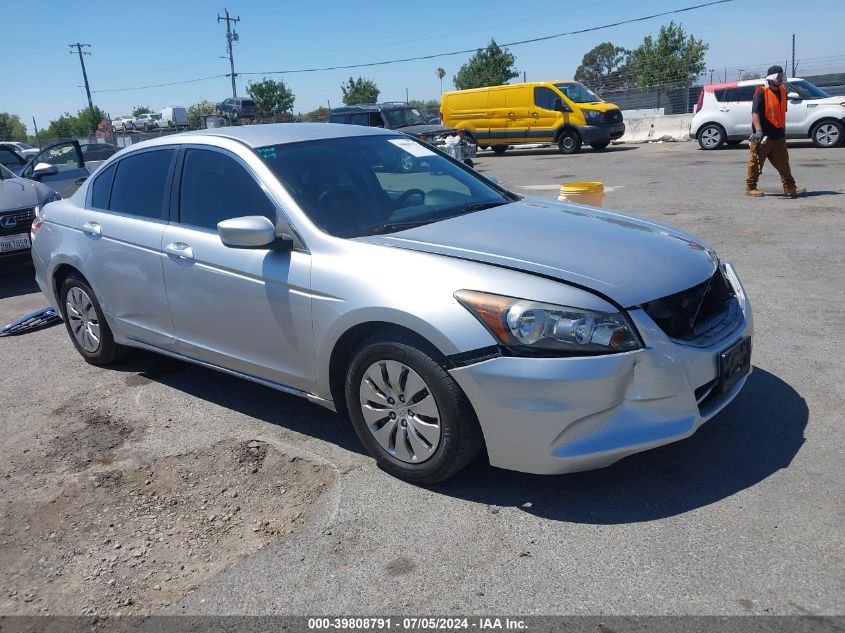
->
<box><xmin>700</xmin><ymin>127</ymin><xmax>722</xmax><ymax>148</ymax></box>
<box><xmin>814</xmin><ymin>123</ymin><xmax>840</xmax><ymax>147</ymax></box>
<box><xmin>358</xmin><ymin>360</ymin><xmax>442</xmax><ymax>463</ymax></box>
<box><xmin>66</xmin><ymin>286</ymin><xmax>101</xmax><ymax>353</ymax></box>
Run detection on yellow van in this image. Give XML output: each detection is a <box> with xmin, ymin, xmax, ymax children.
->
<box><xmin>440</xmin><ymin>81</ymin><xmax>625</xmax><ymax>154</ymax></box>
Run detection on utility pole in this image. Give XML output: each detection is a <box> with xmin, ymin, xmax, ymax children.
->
<box><xmin>791</xmin><ymin>34</ymin><xmax>795</xmax><ymax>77</ymax></box>
<box><xmin>69</xmin><ymin>43</ymin><xmax>94</xmax><ymax>110</ymax></box>
<box><xmin>217</xmin><ymin>9</ymin><xmax>240</xmax><ymax>98</ymax></box>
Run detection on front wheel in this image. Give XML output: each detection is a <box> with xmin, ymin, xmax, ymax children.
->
<box><xmin>557</xmin><ymin>129</ymin><xmax>582</xmax><ymax>154</ymax></box>
<box><xmin>60</xmin><ymin>274</ymin><xmax>126</xmax><ymax>366</ymax></box>
<box><xmin>345</xmin><ymin>335</ymin><xmax>483</xmax><ymax>484</ymax></box>
<box><xmin>697</xmin><ymin>124</ymin><xmax>725</xmax><ymax>150</ymax></box>
<box><xmin>811</xmin><ymin>120</ymin><xmax>843</xmax><ymax>148</ymax></box>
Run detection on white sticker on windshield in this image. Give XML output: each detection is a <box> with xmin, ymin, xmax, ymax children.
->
<box><xmin>388</xmin><ymin>138</ymin><xmax>435</xmax><ymax>157</ymax></box>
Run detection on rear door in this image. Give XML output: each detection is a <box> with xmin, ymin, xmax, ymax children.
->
<box><xmin>77</xmin><ymin>148</ymin><xmax>177</xmax><ymax>346</ymax></box>
<box><xmin>21</xmin><ymin>141</ymin><xmax>90</xmax><ymax>197</ymax></box>
<box><xmin>721</xmin><ymin>85</ymin><xmax>757</xmax><ymax>138</ymax></box>
<box><xmin>161</xmin><ymin>146</ymin><xmax>314</xmax><ymax>391</ymax></box>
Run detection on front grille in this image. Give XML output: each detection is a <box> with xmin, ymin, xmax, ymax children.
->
<box><xmin>643</xmin><ymin>267</ymin><xmax>742</xmax><ymax>347</ymax></box>
<box><xmin>0</xmin><ymin>207</ymin><xmax>36</xmax><ymax>236</ymax></box>
<box><xmin>603</xmin><ymin>109</ymin><xmax>623</xmax><ymax>124</ymax></box>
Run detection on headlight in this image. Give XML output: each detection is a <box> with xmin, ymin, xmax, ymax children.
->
<box><xmin>583</xmin><ymin>109</ymin><xmax>605</xmax><ymax>122</ymax></box>
<box><xmin>455</xmin><ymin>290</ymin><xmax>641</xmax><ymax>355</ymax></box>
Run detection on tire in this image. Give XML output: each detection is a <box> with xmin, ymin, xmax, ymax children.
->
<box><xmin>461</xmin><ymin>130</ymin><xmax>477</xmax><ymax>146</ymax></box>
<box><xmin>60</xmin><ymin>274</ymin><xmax>126</xmax><ymax>366</ymax></box>
<box><xmin>463</xmin><ymin>158</ymin><xmax>475</xmax><ymax>168</ymax></box>
<box><xmin>491</xmin><ymin>144</ymin><xmax>508</xmax><ymax>155</ymax></box>
<box><xmin>557</xmin><ymin>129</ymin><xmax>582</xmax><ymax>154</ymax></box>
<box><xmin>810</xmin><ymin>120</ymin><xmax>843</xmax><ymax>148</ymax></box>
<box><xmin>345</xmin><ymin>334</ymin><xmax>483</xmax><ymax>484</ymax></box>
<box><xmin>590</xmin><ymin>141</ymin><xmax>610</xmax><ymax>150</ymax></box>
<box><xmin>697</xmin><ymin>124</ymin><xmax>725</xmax><ymax>150</ymax></box>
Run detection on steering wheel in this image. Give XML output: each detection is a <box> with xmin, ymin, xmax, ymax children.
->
<box><xmin>396</xmin><ymin>188</ymin><xmax>426</xmax><ymax>207</ymax></box>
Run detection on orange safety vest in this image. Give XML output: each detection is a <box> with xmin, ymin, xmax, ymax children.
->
<box><xmin>755</xmin><ymin>83</ymin><xmax>787</xmax><ymax>129</ymax></box>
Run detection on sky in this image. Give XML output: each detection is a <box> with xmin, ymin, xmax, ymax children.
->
<box><xmin>3</xmin><ymin>0</ymin><xmax>845</xmax><ymax>134</ymax></box>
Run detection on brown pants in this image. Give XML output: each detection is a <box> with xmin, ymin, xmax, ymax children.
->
<box><xmin>746</xmin><ymin>137</ymin><xmax>796</xmax><ymax>193</ymax></box>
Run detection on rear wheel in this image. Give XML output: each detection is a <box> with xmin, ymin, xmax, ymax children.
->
<box><xmin>811</xmin><ymin>120</ymin><xmax>843</xmax><ymax>148</ymax></box>
<box><xmin>697</xmin><ymin>124</ymin><xmax>725</xmax><ymax>150</ymax></box>
<box><xmin>557</xmin><ymin>129</ymin><xmax>582</xmax><ymax>154</ymax></box>
<box><xmin>60</xmin><ymin>274</ymin><xmax>126</xmax><ymax>366</ymax></box>
<box><xmin>345</xmin><ymin>335</ymin><xmax>483</xmax><ymax>484</ymax></box>
<box><xmin>491</xmin><ymin>144</ymin><xmax>508</xmax><ymax>155</ymax></box>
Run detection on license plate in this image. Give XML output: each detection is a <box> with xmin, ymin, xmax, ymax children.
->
<box><xmin>717</xmin><ymin>336</ymin><xmax>751</xmax><ymax>395</ymax></box>
<box><xmin>0</xmin><ymin>233</ymin><xmax>31</xmax><ymax>253</ymax></box>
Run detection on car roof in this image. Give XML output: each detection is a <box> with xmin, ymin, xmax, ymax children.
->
<box><xmin>132</xmin><ymin>122</ymin><xmax>399</xmax><ymax>149</ymax></box>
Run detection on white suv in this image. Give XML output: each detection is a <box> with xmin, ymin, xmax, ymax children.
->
<box><xmin>690</xmin><ymin>78</ymin><xmax>845</xmax><ymax>149</ymax></box>
<box><xmin>134</xmin><ymin>113</ymin><xmax>160</xmax><ymax>131</ymax></box>
<box><xmin>111</xmin><ymin>116</ymin><xmax>136</xmax><ymax>132</ymax></box>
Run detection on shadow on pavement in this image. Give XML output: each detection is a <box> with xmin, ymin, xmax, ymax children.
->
<box><xmin>430</xmin><ymin>367</ymin><xmax>806</xmax><ymax>524</ymax></box>
<box><xmin>110</xmin><ymin>352</ymin><xmax>366</xmax><ymax>456</ymax></box>
<box><xmin>478</xmin><ymin>146</ymin><xmax>639</xmax><ymax>159</ymax></box>
<box><xmin>0</xmin><ymin>259</ymin><xmax>39</xmax><ymax>300</ymax></box>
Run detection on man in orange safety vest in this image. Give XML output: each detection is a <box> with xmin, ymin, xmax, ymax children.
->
<box><xmin>745</xmin><ymin>65</ymin><xmax>805</xmax><ymax>198</ymax></box>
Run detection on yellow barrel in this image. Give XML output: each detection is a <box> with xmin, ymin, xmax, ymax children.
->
<box><xmin>558</xmin><ymin>181</ymin><xmax>605</xmax><ymax>207</ymax></box>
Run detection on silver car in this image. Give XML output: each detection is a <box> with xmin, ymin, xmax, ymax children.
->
<box><xmin>31</xmin><ymin>124</ymin><xmax>753</xmax><ymax>483</ymax></box>
<box><xmin>1</xmin><ymin>164</ymin><xmax>60</xmax><ymax>258</ymax></box>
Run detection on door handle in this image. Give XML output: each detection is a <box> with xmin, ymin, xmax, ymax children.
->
<box><xmin>164</xmin><ymin>242</ymin><xmax>194</xmax><ymax>260</ymax></box>
<box><xmin>531</xmin><ymin>112</ymin><xmax>539</xmax><ymax>118</ymax></box>
<box><xmin>718</xmin><ymin>107</ymin><xmax>730</xmax><ymax>112</ymax></box>
<box><xmin>82</xmin><ymin>221</ymin><xmax>101</xmax><ymax>237</ymax></box>
<box><xmin>507</xmin><ymin>111</ymin><xmax>515</xmax><ymax>117</ymax></box>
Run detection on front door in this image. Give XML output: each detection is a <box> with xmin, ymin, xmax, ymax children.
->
<box><xmin>529</xmin><ymin>86</ymin><xmax>564</xmax><ymax>143</ymax></box>
<box><xmin>162</xmin><ymin>146</ymin><xmax>314</xmax><ymax>391</ymax></box>
<box><xmin>22</xmin><ymin>141</ymin><xmax>90</xmax><ymax>197</ymax></box>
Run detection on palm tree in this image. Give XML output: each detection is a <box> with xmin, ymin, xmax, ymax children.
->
<box><xmin>436</xmin><ymin>67</ymin><xmax>446</xmax><ymax>93</ymax></box>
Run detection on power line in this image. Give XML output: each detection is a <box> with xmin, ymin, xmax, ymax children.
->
<box><xmin>90</xmin><ymin>0</ymin><xmax>735</xmax><ymax>93</ymax></box>
<box><xmin>218</xmin><ymin>8</ymin><xmax>241</xmax><ymax>98</ymax></box>
<box><xmin>69</xmin><ymin>43</ymin><xmax>94</xmax><ymax>109</ymax></box>
<box><xmin>241</xmin><ymin>0</ymin><xmax>736</xmax><ymax>76</ymax></box>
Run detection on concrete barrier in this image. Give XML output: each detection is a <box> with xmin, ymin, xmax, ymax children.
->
<box><xmin>616</xmin><ymin>113</ymin><xmax>695</xmax><ymax>143</ymax></box>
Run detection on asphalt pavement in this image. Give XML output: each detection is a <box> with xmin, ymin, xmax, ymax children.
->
<box><xmin>1</xmin><ymin>140</ymin><xmax>843</xmax><ymax>617</ymax></box>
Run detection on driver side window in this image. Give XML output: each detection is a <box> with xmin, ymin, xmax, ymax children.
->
<box><xmin>178</xmin><ymin>148</ymin><xmax>276</xmax><ymax>231</ymax></box>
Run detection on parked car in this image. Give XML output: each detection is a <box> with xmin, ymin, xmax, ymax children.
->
<box><xmin>134</xmin><ymin>113</ymin><xmax>161</xmax><ymax>131</ymax></box>
<box><xmin>157</xmin><ymin>107</ymin><xmax>189</xmax><ymax>130</ymax></box>
<box><xmin>441</xmin><ymin>81</ymin><xmax>625</xmax><ymax>154</ymax></box>
<box><xmin>0</xmin><ymin>144</ymin><xmax>27</xmax><ymax>175</ymax></box>
<box><xmin>215</xmin><ymin>97</ymin><xmax>257</xmax><ymax>121</ymax></box>
<box><xmin>30</xmin><ymin>123</ymin><xmax>753</xmax><ymax>483</ymax></box>
<box><xmin>0</xmin><ymin>163</ymin><xmax>60</xmax><ymax>259</ymax></box>
<box><xmin>329</xmin><ymin>102</ymin><xmax>476</xmax><ymax>166</ymax></box>
<box><xmin>80</xmin><ymin>142</ymin><xmax>118</xmax><ymax>163</ymax></box>
<box><xmin>19</xmin><ymin>140</ymin><xmax>93</xmax><ymax>198</ymax></box>
<box><xmin>691</xmin><ymin>77</ymin><xmax>845</xmax><ymax>149</ymax></box>
<box><xmin>112</xmin><ymin>116</ymin><xmax>136</xmax><ymax>132</ymax></box>
<box><xmin>1</xmin><ymin>141</ymin><xmax>39</xmax><ymax>158</ymax></box>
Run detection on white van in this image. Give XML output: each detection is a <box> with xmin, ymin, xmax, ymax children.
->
<box><xmin>157</xmin><ymin>106</ymin><xmax>189</xmax><ymax>130</ymax></box>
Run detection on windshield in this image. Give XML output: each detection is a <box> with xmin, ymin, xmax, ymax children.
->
<box><xmin>554</xmin><ymin>82</ymin><xmax>602</xmax><ymax>104</ymax></box>
<box><xmin>382</xmin><ymin>108</ymin><xmax>428</xmax><ymax>128</ymax></box>
<box><xmin>786</xmin><ymin>80</ymin><xmax>832</xmax><ymax>100</ymax></box>
<box><xmin>256</xmin><ymin>135</ymin><xmax>514</xmax><ymax>237</ymax></box>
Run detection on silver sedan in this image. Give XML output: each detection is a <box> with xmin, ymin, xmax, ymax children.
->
<box><xmin>0</xmin><ymin>164</ymin><xmax>60</xmax><ymax>258</ymax></box>
<box><xmin>30</xmin><ymin>124</ymin><xmax>753</xmax><ymax>483</ymax></box>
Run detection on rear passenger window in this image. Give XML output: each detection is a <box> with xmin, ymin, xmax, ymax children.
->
<box><xmin>178</xmin><ymin>149</ymin><xmax>275</xmax><ymax>231</ymax></box>
<box><xmin>722</xmin><ymin>86</ymin><xmax>757</xmax><ymax>102</ymax></box>
<box><xmin>90</xmin><ymin>163</ymin><xmax>116</xmax><ymax>209</ymax></box>
<box><xmin>109</xmin><ymin>150</ymin><xmax>175</xmax><ymax>219</ymax></box>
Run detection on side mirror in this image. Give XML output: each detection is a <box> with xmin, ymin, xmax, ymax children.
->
<box><xmin>787</xmin><ymin>92</ymin><xmax>800</xmax><ymax>100</ymax></box>
<box><xmin>31</xmin><ymin>163</ymin><xmax>59</xmax><ymax>181</ymax></box>
<box><xmin>218</xmin><ymin>215</ymin><xmax>292</xmax><ymax>250</ymax></box>
<box><xmin>553</xmin><ymin>98</ymin><xmax>564</xmax><ymax>112</ymax></box>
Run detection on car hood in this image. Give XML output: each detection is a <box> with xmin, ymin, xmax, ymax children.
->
<box><xmin>0</xmin><ymin>176</ymin><xmax>51</xmax><ymax>210</ymax></box>
<box><xmin>395</xmin><ymin>124</ymin><xmax>455</xmax><ymax>136</ymax></box>
<box><xmin>358</xmin><ymin>199</ymin><xmax>719</xmax><ymax>308</ymax></box>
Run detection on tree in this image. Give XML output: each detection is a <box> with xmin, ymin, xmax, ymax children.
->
<box><xmin>436</xmin><ymin>67</ymin><xmax>446</xmax><ymax>93</ymax></box>
<box><xmin>574</xmin><ymin>42</ymin><xmax>632</xmax><ymax>95</ymax></box>
<box><xmin>299</xmin><ymin>106</ymin><xmax>331</xmax><ymax>122</ymax></box>
<box><xmin>187</xmin><ymin>99</ymin><xmax>216</xmax><ymax>129</ymax></box>
<box><xmin>340</xmin><ymin>77</ymin><xmax>380</xmax><ymax>105</ymax></box>
<box><xmin>631</xmin><ymin>21</ymin><xmax>708</xmax><ymax>107</ymax></box>
<box><xmin>408</xmin><ymin>99</ymin><xmax>440</xmax><ymax>111</ymax></box>
<box><xmin>741</xmin><ymin>71</ymin><xmax>761</xmax><ymax>80</ymax></box>
<box><xmin>76</xmin><ymin>106</ymin><xmax>108</xmax><ymax>135</ymax></box>
<box><xmin>0</xmin><ymin>113</ymin><xmax>28</xmax><ymax>141</ymax></box>
<box><xmin>453</xmin><ymin>39</ymin><xmax>519</xmax><ymax>90</ymax></box>
<box><xmin>246</xmin><ymin>78</ymin><xmax>295</xmax><ymax>118</ymax></box>
<box><xmin>132</xmin><ymin>106</ymin><xmax>153</xmax><ymax>117</ymax></box>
